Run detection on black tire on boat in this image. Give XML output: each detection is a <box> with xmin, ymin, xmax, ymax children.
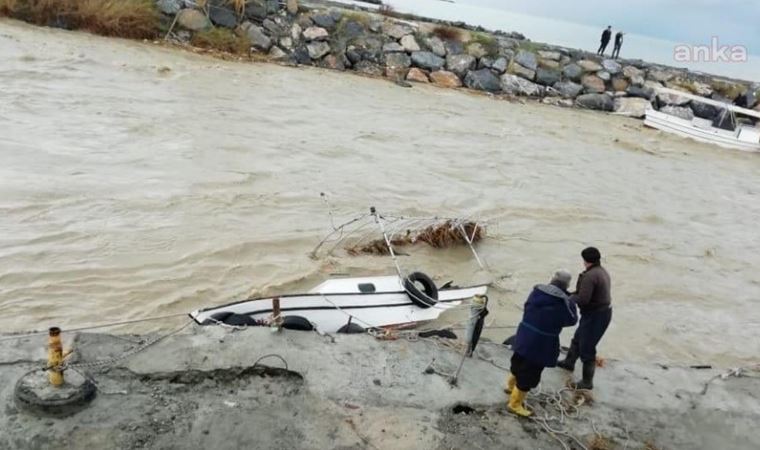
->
<box><xmin>337</xmin><ymin>323</ymin><xmax>365</xmax><ymax>334</ymax></box>
<box><xmin>404</xmin><ymin>272</ymin><xmax>439</xmax><ymax>309</ymax></box>
<box><xmin>281</xmin><ymin>315</ymin><xmax>314</xmax><ymax>331</ymax></box>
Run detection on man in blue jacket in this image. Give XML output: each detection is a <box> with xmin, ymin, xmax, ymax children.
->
<box><xmin>507</xmin><ymin>270</ymin><xmax>578</xmax><ymax>417</ymax></box>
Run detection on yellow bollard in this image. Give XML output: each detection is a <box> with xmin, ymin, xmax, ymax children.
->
<box><xmin>48</xmin><ymin>327</ymin><xmax>65</xmax><ymax>386</ymax></box>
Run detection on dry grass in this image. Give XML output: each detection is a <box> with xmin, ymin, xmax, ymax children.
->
<box><xmin>346</xmin><ymin>221</ymin><xmax>484</xmax><ymax>256</ymax></box>
<box><xmin>470</xmin><ymin>31</ymin><xmax>499</xmax><ymax>57</ymax></box>
<box><xmin>0</xmin><ymin>0</ymin><xmax>160</xmax><ymax>39</ymax></box>
<box><xmin>432</xmin><ymin>25</ymin><xmax>463</xmax><ymax>42</ymax></box>
<box><xmin>191</xmin><ymin>27</ymin><xmax>250</xmax><ymax>54</ymax></box>
<box><xmin>710</xmin><ymin>79</ymin><xmax>748</xmax><ymax>100</ymax></box>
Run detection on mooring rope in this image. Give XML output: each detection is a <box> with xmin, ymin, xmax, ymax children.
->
<box><xmin>0</xmin><ymin>312</ymin><xmax>190</xmax><ymax>342</ymax></box>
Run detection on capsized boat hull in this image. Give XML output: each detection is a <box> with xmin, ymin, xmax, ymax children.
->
<box><xmin>644</xmin><ymin>109</ymin><xmax>760</xmax><ymax>152</ymax></box>
<box><xmin>190</xmin><ymin>275</ymin><xmax>488</xmax><ymax>333</ymax></box>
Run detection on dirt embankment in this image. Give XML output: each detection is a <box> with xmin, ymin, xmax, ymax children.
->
<box><xmin>1</xmin><ymin>326</ymin><xmax>758</xmax><ymax>449</ymax></box>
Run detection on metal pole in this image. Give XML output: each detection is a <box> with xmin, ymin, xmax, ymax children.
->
<box><xmin>371</xmin><ymin>207</ymin><xmax>403</xmax><ymax>278</ymax></box>
<box><xmin>458</xmin><ymin>223</ymin><xmax>486</xmax><ymax>272</ymax></box>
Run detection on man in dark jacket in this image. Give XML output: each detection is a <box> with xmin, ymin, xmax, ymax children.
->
<box><xmin>598</xmin><ymin>26</ymin><xmax>612</xmax><ymax>55</ymax></box>
<box><xmin>557</xmin><ymin>247</ymin><xmax>612</xmax><ymax>390</ymax></box>
<box><xmin>507</xmin><ymin>270</ymin><xmax>578</xmax><ymax>417</ymax></box>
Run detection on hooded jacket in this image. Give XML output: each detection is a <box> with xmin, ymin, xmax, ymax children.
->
<box><xmin>513</xmin><ymin>284</ymin><xmax>578</xmax><ymax>367</ymax></box>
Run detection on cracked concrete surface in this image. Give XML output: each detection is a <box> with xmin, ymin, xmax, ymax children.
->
<box><xmin>1</xmin><ymin>326</ymin><xmax>758</xmax><ymax>449</ymax></box>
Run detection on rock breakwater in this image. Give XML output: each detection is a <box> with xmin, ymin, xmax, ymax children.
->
<box><xmin>158</xmin><ymin>0</ymin><xmax>759</xmax><ymax>121</ymax></box>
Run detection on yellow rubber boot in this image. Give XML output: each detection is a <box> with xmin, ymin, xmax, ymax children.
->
<box><xmin>505</xmin><ymin>374</ymin><xmax>516</xmax><ymax>394</ymax></box>
<box><xmin>507</xmin><ymin>388</ymin><xmax>533</xmax><ymax>417</ymax></box>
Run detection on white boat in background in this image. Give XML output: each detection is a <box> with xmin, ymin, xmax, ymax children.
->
<box><xmin>644</xmin><ymin>87</ymin><xmax>760</xmax><ymax>152</ymax></box>
<box><xmin>190</xmin><ymin>275</ymin><xmax>488</xmax><ymax>333</ymax></box>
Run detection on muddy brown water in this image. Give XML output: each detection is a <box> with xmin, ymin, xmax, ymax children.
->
<box><xmin>1</xmin><ymin>20</ymin><xmax>759</xmax><ymax>367</ymax></box>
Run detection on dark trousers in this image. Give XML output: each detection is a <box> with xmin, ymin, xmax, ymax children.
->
<box><xmin>568</xmin><ymin>308</ymin><xmax>612</xmax><ymax>363</ymax></box>
<box><xmin>612</xmin><ymin>44</ymin><xmax>622</xmax><ymax>59</ymax></box>
<box><xmin>597</xmin><ymin>41</ymin><xmax>609</xmax><ymax>55</ymax></box>
<box><xmin>510</xmin><ymin>353</ymin><xmax>544</xmax><ymax>392</ymax></box>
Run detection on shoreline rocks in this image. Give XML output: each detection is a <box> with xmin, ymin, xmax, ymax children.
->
<box><xmin>66</xmin><ymin>1</ymin><xmax>760</xmax><ymax>121</ymax></box>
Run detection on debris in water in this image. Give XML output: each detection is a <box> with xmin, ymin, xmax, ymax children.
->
<box><xmin>346</xmin><ymin>220</ymin><xmax>484</xmax><ymax>255</ymax></box>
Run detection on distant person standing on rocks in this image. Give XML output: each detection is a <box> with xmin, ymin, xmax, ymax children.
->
<box><xmin>557</xmin><ymin>247</ymin><xmax>612</xmax><ymax>391</ymax></box>
<box><xmin>506</xmin><ymin>270</ymin><xmax>578</xmax><ymax>417</ymax></box>
<box><xmin>612</xmin><ymin>31</ymin><xmax>624</xmax><ymax>59</ymax></box>
<box><xmin>597</xmin><ymin>26</ymin><xmax>612</xmax><ymax>55</ymax></box>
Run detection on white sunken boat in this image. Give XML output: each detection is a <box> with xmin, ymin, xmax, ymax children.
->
<box><xmin>644</xmin><ymin>87</ymin><xmax>760</xmax><ymax>152</ymax></box>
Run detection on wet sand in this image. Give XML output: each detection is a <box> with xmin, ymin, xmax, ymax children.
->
<box><xmin>1</xmin><ymin>19</ymin><xmax>759</xmax><ymax>367</ymax></box>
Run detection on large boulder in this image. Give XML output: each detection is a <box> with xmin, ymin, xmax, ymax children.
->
<box><xmin>690</xmin><ymin>101</ymin><xmax>720</xmax><ymax>120</ymax></box>
<box><xmin>400</xmin><ymin>35</ymin><xmax>420</xmax><ymax>52</ymax></box>
<box><xmin>209</xmin><ymin>5</ymin><xmax>237</xmax><ymax>29</ymax></box>
<box><xmin>578</xmin><ymin>59</ymin><xmax>603</xmax><ymax>72</ymax></box>
<box><xmin>444</xmin><ymin>40</ymin><xmax>464</xmax><ymax>56</ymax></box>
<box><xmin>562</xmin><ymin>63</ymin><xmax>583</xmax><ymax>82</ymax></box>
<box><xmin>426</xmin><ymin>36</ymin><xmax>447</xmax><ymax>57</ymax></box>
<box><xmin>446</xmin><ymin>54</ymin><xmax>476</xmax><ymax>77</ymax></box>
<box><xmin>601</xmin><ymin>59</ymin><xmax>622</xmax><ymax>75</ymax></box>
<box><xmin>660</xmin><ymin>105</ymin><xmax>694</xmax><ymax>120</ymax></box>
<box><xmin>464</xmin><ymin>69</ymin><xmax>502</xmax><ymax>92</ymax></box>
<box><xmin>354</xmin><ymin>60</ymin><xmax>383</xmax><ymax>76</ymax></box>
<box><xmin>306</xmin><ymin>41</ymin><xmax>331</xmax><ymax>59</ymax></box>
<box><xmin>340</xmin><ymin>20</ymin><xmax>366</xmax><ymax>39</ymax></box>
<box><xmin>411</xmin><ymin>51</ymin><xmax>445</xmax><ymax>71</ymax></box>
<box><xmin>581</xmin><ymin>74</ymin><xmax>606</xmax><ymax>93</ymax></box>
<box><xmin>492</xmin><ymin>57</ymin><xmax>509</xmax><ymax>74</ymax></box>
<box><xmin>429</xmin><ymin>70</ymin><xmax>462</xmax><ymax>88</ymax></box>
<box><xmin>291</xmin><ymin>45</ymin><xmax>311</xmax><ymax>64</ymax></box>
<box><xmin>286</xmin><ymin>0</ymin><xmax>298</xmax><ymax>14</ymax></box>
<box><xmin>156</xmin><ymin>0</ymin><xmax>182</xmax><ymax>15</ymax></box>
<box><xmin>303</xmin><ymin>26</ymin><xmax>328</xmax><ymax>41</ymax></box>
<box><xmin>385</xmin><ymin>52</ymin><xmax>411</xmax><ymax>70</ymax></box>
<box><xmin>596</xmin><ymin>71</ymin><xmax>611</xmax><ymax>82</ymax></box>
<box><xmin>626</xmin><ymin>85</ymin><xmax>655</xmax><ymax>100</ymax></box>
<box><xmin>538</xmin><ymin>59</ymin><xmax>560</xmax><ymax>70</ymax></box>
<box><xmin>514</xmin><ymin>50</ymin><xmax>538</xmax><ymax>71</ymax></box>
<box><xmin>537</xmin><ymin>50</ymin><xmax>561</xmax><ymax>61</ymax></box>
<box><xmin>647</xmin><ymin>69</ymin><xmax>673</xmax><ymax>83</ymax></box>
<box><xmin>311</xmin><ymin>13</ymin><xmax>336</xmax><ymax>29</ymax></box>
<box><xmin>511</xmin><ymin>64</ymin><xmax>535</xmax><ymax>81</ymax></box>
<box><xmin>406</xmin><ymin>67</ymin><xmax>429</xmax><ymax>83</ymax></box>
<box><xmin>478</xmin><ymin>57</ymin><xmax>495</xmax><ymax>70</ymax></box>
<box><xmin>246</xmin><ymin>24</ymin><xmax>272</xmax><ymax>51</ymax></box>
<box><xmin>382</xmin><ymin>42</ymin><xmax>405</xmax><ymax>53</ymax></box>
<box><xmin>245</xmin><ymin>0</ymin><xmax>279</xmax><ymax>20</ymax></box>
<box><xmin>622</xmin><ymin>65</ymin><xmax>644</xmax><ymax>80</ymax></box>
<box><xmin>177</xmin><ymin>9</ymin><xmax>210</xmax><ymax>31</ymax></box>
<box><xmin>576</xmin><ymin>93</ymin><xmax>614</xmax><ymax>111</ymax></box>
<box><xmin>657</xmin><ymin>90</ymin><xmax>690</xmax><ymax>106</ymax></box>
<box><xmin>692</xmin><ymin>81</ymin><xmax>714</xmax><ymax>97</ymax></box>
<box><xmin>320</xmin><ymin>53</ymin><xmax>346</xmax><ymax>70</ymax></box>
<box><xmin>553</xmin><ymin>80</ymin><xmax>583</xmax><ymax>98</ymax></box>
<box><xmin>611</xmin><ymin>77</ymin><xmax>629</xmax><ymax>92</ymax></box>
<box><xmin>382</xmin><ymin>23</ymin><xmax>413</xmax><ymax>40</ymax></box>
<box><xmin>501</xmin><ymin>73</ymin><xmax>543</xmax><ymax>96</ymax></box>
<box><xmin>262</xmin><ymin>18</ymin><xmax>286</xmax><ymax>37</ymax></box>
<box><xmin>613</xmin><ymin>97</ymin><xmax>652</xmax><ymax>118</ymax></box>
<box><xmin>535</xmin><ymin>68</ymin><xmax>560</xmax><ymax>86</ymax></box>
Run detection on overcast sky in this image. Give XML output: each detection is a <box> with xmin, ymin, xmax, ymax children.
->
<box><xmin>462</xmin><ymin>0</ymin><xmax>759</xmax><ymax>53</ymax></box>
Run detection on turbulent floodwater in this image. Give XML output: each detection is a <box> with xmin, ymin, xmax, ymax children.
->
<box><xmin>1</xmin><ymin>20</ymin><xmax>759</xmax><ymax>367</ymax></box>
